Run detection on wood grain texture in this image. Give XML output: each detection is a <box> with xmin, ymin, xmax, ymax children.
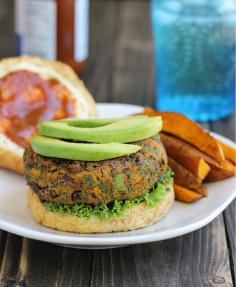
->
<box><xmin>18</xmin><ymin>239</ymin><xmax>63</xmax><ymax>287</ymax></box>
<box><xmin>110</xmin><ymin>1</ymin><xmax>155</xmax><ymax>106</ymax></box>
<box><xmin>0</xmin><ymin>234</ymin><xmax>23</xmax><ymax>286</ymax></box>
<box><xmin>89</xmin><ymin>215</ymin><xmax>233</xmax><ymax>287</ymax></box>
<box><xmin>0</xmin><ymin>0</ymin><xmax>16</xmax><ymax>57</ymax></box>
<box><xmin>211</xmin><ymin>115</ymin><xmax>236</xmax><ymax>286</ymax></box>
<box><xmin>56</xmin><ymin>248</ymin><xmax>93</xmax><ymax>287</ymax></box>
<box><xmin>223</xmin><ymin>201</ymin><xmax>236</xmax><ymax>286</ymax></box>
<box><xmin>80</xmin><ymin>0</ymin><xmax>118</xmax><ymax>103</ymax></box>
<box><xmin>0</xmin><ymin>231</ymin><xmax>7</xmax><ymax>273</ymax></box>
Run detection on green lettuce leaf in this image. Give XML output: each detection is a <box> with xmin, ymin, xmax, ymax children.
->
<box><xmin>44</xmin><ymin>167</ymin><xmax>173</xmax><ymax>219</ymax></box>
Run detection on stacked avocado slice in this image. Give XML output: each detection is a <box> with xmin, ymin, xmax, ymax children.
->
<box><xmin>32</xmin><ymin>116</ymin><xmax>162</xmax><ymax>161</ymax></box>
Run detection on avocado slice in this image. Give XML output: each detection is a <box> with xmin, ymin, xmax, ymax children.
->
<box><xmin>39</xmin><ymin>116</ymin><xmax>162</xmax><ymax>144</ymax></box>
<box><xmin>32</xmin><ymin>136</ymin><xmax>141</xmax><ymax>161</ymax></box>
<box><xmin>58</xmin><ymin>115</ymin><xmax>147</xmax><ymax>127</ymax></box>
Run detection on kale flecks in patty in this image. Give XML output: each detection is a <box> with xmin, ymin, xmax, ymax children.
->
<box><xmin>23</xmin><ymin>135</ymin><xmax>167</xmax><ymax>205</ymax></box>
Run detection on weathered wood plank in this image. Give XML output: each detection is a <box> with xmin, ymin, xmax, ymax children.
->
<box><xmin>210</xmin><ymin>114</ymin><xmax>236</xmax><ymax>285</ymax></box>
<box><xmin>0</xmin><ymin>231</ymin><xmax>7</xmax><ymax>273</ymax></box>
<box><xmin>0</xmin><ymin>0</ymin><xmax>16</xmax><ymax>57</ymax></box>
<box><xmin>223</xmin><ymin>200</ymin><xmax>236</xmax><ymax>285</ymax></box>
<box><xmin>56</xmin><ymin>248</ymin><xmax>93</xmax><ymax>287</ymax></box>
<box><xmin>80</xmin><ymin>0</ymin><xmax>118</xmax><ymax>103</ymax></box>
<box><xmin>0</xmin><ymin>237</ymin><xmax>94</xmax><ymax>287</ymax></box>
<box><xmin>111</xmin><ymin>1</ymin><xmax>155</xmax><ymax>106</ymax></box>
<box><xmin>0</xmin><ymin>234</ymin><xmax>23</xmax><ymax>286</ymax></box>
<box><xmin>18</xmin><ymin>239</ymin><xmax>63</xmax><ymax>287</ymax></box>
<box><xmin>90</xmin><ymin>215</ymin><xmax>233</xmax><ymax>287</ymax></box>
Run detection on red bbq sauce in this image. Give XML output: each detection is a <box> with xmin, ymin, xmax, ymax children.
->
<box><xmin>0</xmin><ymin>70</ymin><xmax>76</xmax><ymax>148</ymax></box>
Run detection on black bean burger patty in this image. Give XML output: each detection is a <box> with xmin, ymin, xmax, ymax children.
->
<box><xmin>24</xmin><ymin>135</ymin><xmax>167</xmax><ymax>205</ymax></box>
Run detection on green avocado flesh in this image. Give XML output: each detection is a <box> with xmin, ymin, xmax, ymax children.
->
<box><xmin>32</xmin><ymin>136</ymin><xmax>141</xmax><ymax>161</ymax></box>
<box><xmin>59</xmin><ymin>115</ymin><xmax>147</xmax><ymax>127</ymax></box>
<box><xmin>39</xmin><ymin>116</ymin><xmax>162</xmax><ymax>144</ymax></box>
<box><xmin>44</xmin><ymin>168</ymin><xmax>173</xmax><ymax>219</ymax></box>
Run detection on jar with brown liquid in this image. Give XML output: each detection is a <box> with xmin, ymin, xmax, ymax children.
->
<box><xmin>15</xmin><ymin>0</ymin><xmax>89</xmax><ymax>73</ymax></box>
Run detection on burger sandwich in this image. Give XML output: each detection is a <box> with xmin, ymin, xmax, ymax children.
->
<box><xmin>24</xmin><ymin>116</ymin><xmax>174</xmax><ymax>233</ymax></box>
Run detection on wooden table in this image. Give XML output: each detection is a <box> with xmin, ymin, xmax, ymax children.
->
<box><xmin>0</xmin><ymin>1</ymin><xmax>235</xmax><ymax>286</ymax></box>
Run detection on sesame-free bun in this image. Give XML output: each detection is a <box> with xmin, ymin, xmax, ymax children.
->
<box><xmin>0</xmin><ymin>56</ymin><xmax>97</xmax><ymax>174</ymax></box>
<box><xmin>28</xmin><ymin>185</ymin><xmax>174</xmax><ymax>233</ymax></box>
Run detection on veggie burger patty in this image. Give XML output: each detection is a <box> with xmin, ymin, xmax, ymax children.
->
<box><xmin>24</xmin><ymin>135</ymin><xmax>167</xmax><ymax>205</ymax></box>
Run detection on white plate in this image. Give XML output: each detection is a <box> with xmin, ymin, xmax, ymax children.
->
<box><xmin>0</xmin><ymin>103</ymin><xmax>235</xmax><ymax>249</ymax></box>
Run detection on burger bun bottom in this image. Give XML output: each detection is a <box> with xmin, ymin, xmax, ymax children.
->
<box><xmin>28</xmin><ymin>185</ymin><xmax>174</xmax><ymax>234</ymax></box>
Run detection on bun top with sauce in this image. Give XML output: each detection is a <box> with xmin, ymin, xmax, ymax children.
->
<box><xmin>0</xmin><ymin>56</ymin><xmax>97</xmax><ymax>174</ymax></box>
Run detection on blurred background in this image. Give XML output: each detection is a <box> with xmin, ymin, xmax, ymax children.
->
<box><xmin>0</xmin><ymin>0</ymin><xmax>235</xmax><ymax>123</ymax></box>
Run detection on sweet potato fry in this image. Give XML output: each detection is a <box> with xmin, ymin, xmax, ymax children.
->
<box><xmin>161</xmin><ymin>132</ymin><xmax>220</xmax><ymax>166</ymax></box>
<box><xmin>218</xmin><ymin>140</ymin><xmax>236</xmax><ymax>165</ymax></box>
<box><xmin>143</xmin><ymin>107</ymin><xmax>225</xmax><ymax>163</ymax></box>
<box><xmin>206</xmin><ymin>159</ymin><xmax>236</xmax><ymax>182</ymax></box>
<box><xmin>168</xmin><ymin>157</ymin><xmax>202</xmax><ymax>189</ymax></box>
<box><xmin>143</xmin><ymin>107</ymin><xmax>159</xmax><ymax>117</ymax></box>
<box><xmin>174</xmin><ymin>184</ymin><xmax>203</xmax><ymax>203</ymax></box>
<box><xmin>194</xmin><ymin>185</ymin><xmax>208</xmax><ymax>197</ymax></box>
<box><xmin>160</xmin><ymin>133</ymin><xmax>210</xmax><ymax>179</ymax></box>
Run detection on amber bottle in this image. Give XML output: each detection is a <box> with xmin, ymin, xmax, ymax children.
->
<box><xmin>15</xmin><ymin>0</ymin><xmax>89</xmax><ymax>73</ymax></box>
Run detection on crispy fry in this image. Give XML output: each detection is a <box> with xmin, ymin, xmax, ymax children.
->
<box><xmin>168</xmin><ymin>157</ymin><xmax>202</xmax><ymax>189</ymax></box>
<box><xmin>161</xmin><ymin>133</ymin><xmax>220</xmax><ymax>167</ymax></box>
<box><xmin>143</xmin><ymin>107</ymin><xmax>225</xmax><ymax>163</ymax></box>
<box><xmin>174</xmin><ymin>184</ymin><xmax>203</xmax><ymax>203</ymax></box>
<box><xmin>160</xmin><ymin>133</ymin><xmax>210</xmax><ymax>179</ymax></box>
<box><xmin>218</xmin><ymin>140</ymin><xmax>236</xmax><ymax>165</ymax></box>
<box><xmin>142</xmin><ymin>107</ymin><xmax>159</xmax><ymax>117</ymax></box>
<box><xmin>206</xmin><ymin>159</ymin><xmax>236</xmax><ymax>182</ymax></box>
<box><xmin>194</xmin><ymin>185</ymin><xmax>208</xmax><ymax>197</ymax></box>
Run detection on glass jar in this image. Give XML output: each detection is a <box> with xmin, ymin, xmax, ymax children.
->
<box><xmin>151</xmin><ymin>0</ymin><xmax>236</xmax><ymax>121</ymax></box>
<box><xmin>15</xmin><ymin>0</ymin><xmax>89</xmax><ymax>73</ymax></box>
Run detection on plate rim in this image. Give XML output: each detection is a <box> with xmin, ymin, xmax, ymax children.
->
<box><xmin>0</xmin><ymin>103</ymin><xmax>235</xmax><ymax>246</ymax></box>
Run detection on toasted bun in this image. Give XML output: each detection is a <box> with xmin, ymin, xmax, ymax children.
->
<box><xmin>0</xmin><ymin>134</ymin><xmax>24</xmax><ymax>174</ymax></box>
<box><xmin>0</xmin><ymin>56</ymin><xmax>97</xmax><ymax>174</ymax></box>
<box><xmin>28</xmin><ymin>185</ymin><xmax>174</xmax><ymax>233</ymax></box>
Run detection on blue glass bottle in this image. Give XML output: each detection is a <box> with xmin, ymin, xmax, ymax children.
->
<box><xmin>151</xmin><ymin>0</ymin><xmax>236</xmax><ymax>122</ymax></box>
